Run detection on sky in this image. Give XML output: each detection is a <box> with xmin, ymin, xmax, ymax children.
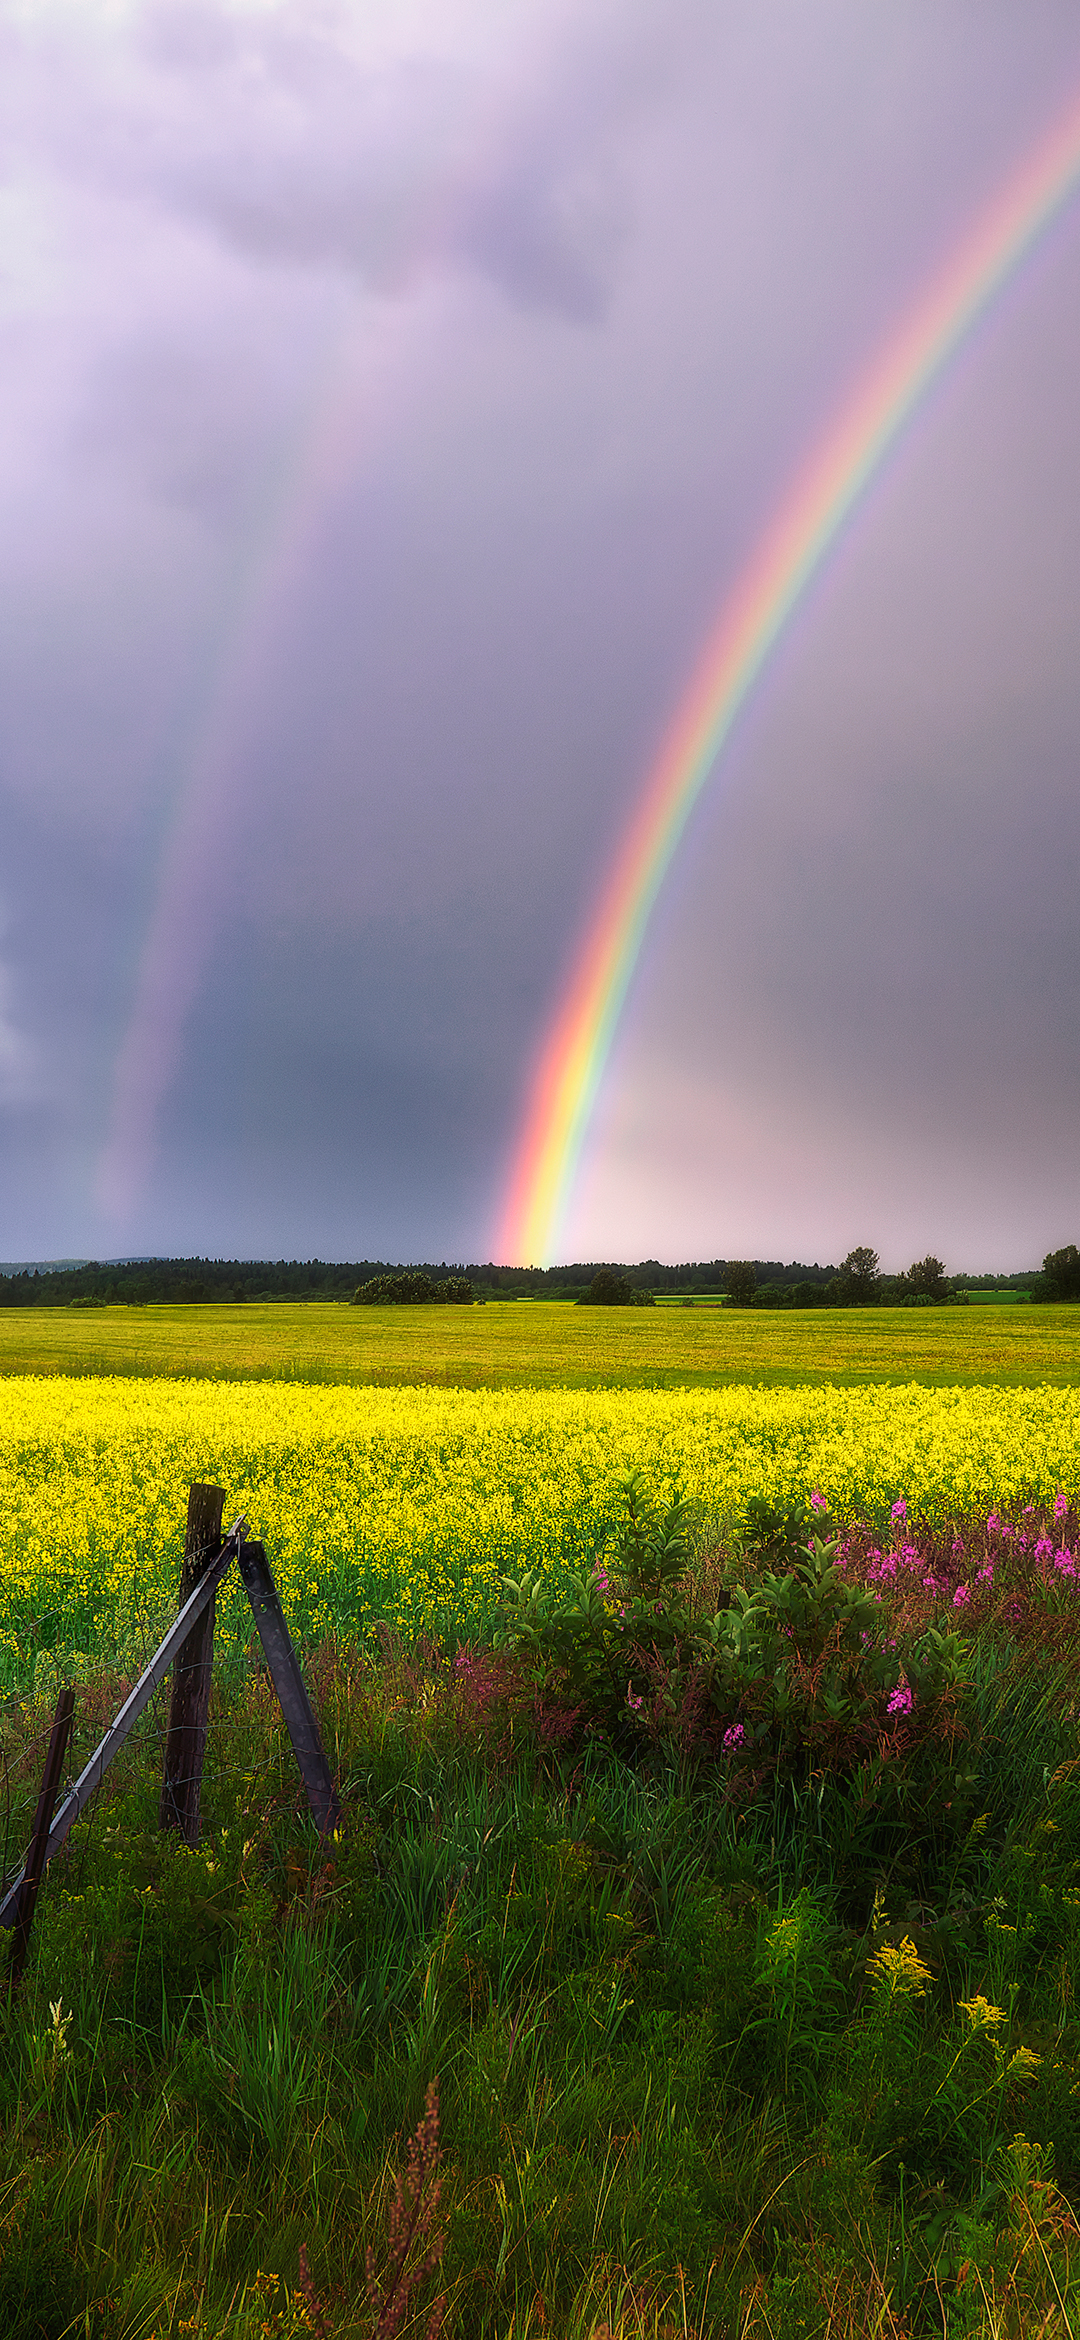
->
<box><xmin>2</xmin><ymin>0</ymin><xmax>1080</xmax><ymax>1273</ymax></box>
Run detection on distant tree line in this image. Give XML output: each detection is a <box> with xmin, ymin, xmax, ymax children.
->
<box><xmin>0</xmin><ymin>1253</ymin><xmax>829</xmax><ymax>1307</ymax></box>
<box><xmin>0</xmin><ymin>1246</ymin><xmax>1071</xmax><ymax>1308</ymax></box>
<box><xmin>0</xmin><ymin>1254</ymin><xmax>835</xmax><ymax>1306</ymax></box>
<box><xmin>0</xmin><ymin>1257</ymin><xmax>364</xmax><ymax>1307</ymax></box>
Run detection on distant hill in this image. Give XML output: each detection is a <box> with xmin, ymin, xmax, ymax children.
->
<box><xmin>0</xmin><ymin>1257</ymin><xmax>152</xmax><ymax>1275</ymax></box>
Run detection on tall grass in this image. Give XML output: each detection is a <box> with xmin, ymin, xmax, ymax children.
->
<box><xmin>5</xmin><ymin>1513</ymin><xmax>1080</xmax><ymax>2338</ymax></box>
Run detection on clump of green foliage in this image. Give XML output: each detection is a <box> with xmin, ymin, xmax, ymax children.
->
<box><xmin>575</xmin><ymin>1270</ymin><xmax>655</xmax><ymax>1306</ymax></box>
<box><xmin>497</xmin><ymin>1477</ymin><xmax>966</xmax><ymax>1829</ymax></box>
<box><xmin>1031</xmin><ymin>1243</ymin><xmax>1080</xmax><ymax>1302</ymax></box>
<box><xmin>724</xmin><ymin>1259</ymin><xmax>757</xmax><ymax>1306</ymax></box>
<box><xmin>352</xmin><ymin>1273</ymin><xmax>474</xmax><ymax>1306</ymax></box>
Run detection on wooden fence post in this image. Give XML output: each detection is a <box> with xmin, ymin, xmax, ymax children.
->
<box><xmin>1</xmin><ymin>1520</ymin><xmax>246</xmax><ymax>1933</ymax></box>
<box><xmin>5</xmin><ymin>1683</ymin><xmax>76</xmax><ymax>1993</ymax></box>
<box><xmin>238</xmin><ymin>1540</ymin><xmax>341</xmax><ymax>1837</ymax></box>
<box><xmin>160</xmin><ymin>1483</ymin><xmax>225</xmax><ymax>1842</ymax></box>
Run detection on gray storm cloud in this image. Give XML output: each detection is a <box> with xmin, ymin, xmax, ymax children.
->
<box><xmin>1</xmin><ymin>0</ymin><xmax>1079</xmax><ymax>1266</ymax></box>
<box><xmin>4</xmin><ymin>0</ymin><xmax>652</xmax><ymax>318</ymax></box>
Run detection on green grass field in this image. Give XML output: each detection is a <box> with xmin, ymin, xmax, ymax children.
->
<box><xmin>0</xmin><ymin>1297</ymin><xmax>1078</xmax><ymax>1387</ymax></box>
<box><xmin>5</xmin><ymin>1303</ymin><xmax>1080</xmax><ymax>2335</ymax></box>
<box><xmin>6</xmin><ymin>1518</ymin><xmax>1080</xmax><ymax>2338</ymax></box>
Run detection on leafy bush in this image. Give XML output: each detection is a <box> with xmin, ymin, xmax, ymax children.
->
<box><xmin>576</xmin><ymin>1270</ymin><xmax>655</xmax><ymax>1306</ymax></box>
<box><xmin>352</xmin><ymin>1273</ymin><xmax>473</xmax><ymax>1305</ymax></box>
<box><xmin>1031</xmin><ymin>1243</ymin><xmax>1080</xmax><ymax>1303</ymax></box>
<box><xmin>724</xmin><ymin>1260</ymin><xmax>757</xmax><ymax>1306</ymax></box>
<box><xmin>496</xmin><ymin>1479</ymin><xmax>967</xmax><ymax>1784</ymax></box>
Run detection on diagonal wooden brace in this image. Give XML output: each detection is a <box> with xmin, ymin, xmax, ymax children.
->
<box><xmin>0</xmin><ymin>1519</ymin><xmax>246</xmax><ymax>1930</ymax></box>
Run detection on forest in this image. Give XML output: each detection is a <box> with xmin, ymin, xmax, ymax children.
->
<box><xmin>0</xmin><ymin>1250</ymin><xmax>1059</xmax><ymax>1308</ymax></box>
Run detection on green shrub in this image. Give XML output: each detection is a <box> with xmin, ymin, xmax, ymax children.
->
<box><xmin>576</xmin><ymin>1270</ymin><xmax>654</xmax><ymax>1306</ymax></box>
<box><xmin>496</xmin><ymin>1479</ymin><xmax>967</xmax><ymax>1785</ymax></box>
<box><xmin>351</xmin><ymin>1272</ymin><xmax>473</xmax><ymax>1304</ymax></box>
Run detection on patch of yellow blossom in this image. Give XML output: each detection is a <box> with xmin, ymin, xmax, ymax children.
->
<box><xmin>867</xmin><ymin>1937</ymin><xmax>935</xmax><ymax>2000</ymax></box>
<box><xmin>0</xmin><ymin>1374</ymin><xmax>1079</xmax><ymax>1672</ymax></box>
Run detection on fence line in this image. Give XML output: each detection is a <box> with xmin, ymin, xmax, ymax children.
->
<box><xmin>0</xmin><ymin>1490</ymin><xmax>340</xmax><ymax>1978</ymax></box>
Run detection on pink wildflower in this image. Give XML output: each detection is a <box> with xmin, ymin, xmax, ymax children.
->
<box><xmin>723</xmin><ymin>1723</ymin><xmax>746</xmax><ymax>1751</ymax></box>
<box><xmin>890</xmin><ymin>1499</ymin><xmax>908</xmax><ymax>1524</ymax></box>
<box><xmin>810</xmin><ymin>1490</ymin><xmax>827</xmax><ymax>1513</ymax></box>
<box><xmin>953</xmin><ymin>1583</ymin><xmax>971</xmax><ymax>1607</ymax></box>
<box><xmin>1054</xmin><ymin>1548</ymin><xmax>1077</xmax><ymax>1579</ymax></box>
<box><xmin>1055</xmin><ymin>1490</ymin><xmax>1069</xmax><ymax>1523</ymax></box>
<box><xmin>626</xmin><ymin>1685</ymin><xmax>643</xmax><ymax>1712</ymax></box>
<box><xmin>887</xmin><ymin>1683</ymin><xmax>913</xmax><ymax>1716</ymax></box>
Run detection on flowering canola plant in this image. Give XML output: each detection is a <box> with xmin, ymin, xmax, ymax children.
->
<box><xmin>3</xmin><ymin>1374</ymin><xmax>1080</xmax><ymax>1682</ymax></box>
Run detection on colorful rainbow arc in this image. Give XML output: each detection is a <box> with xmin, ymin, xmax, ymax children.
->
<box><xmin>496</xmin><ymin>86</ymin><xmax>1080</xmax><ymax>1268</ymax></box>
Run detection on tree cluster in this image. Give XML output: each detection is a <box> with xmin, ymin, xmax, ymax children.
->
<box><xmin>351</xmin><ymin>1272</ymin><xmax>474</xmax><ymax>1306</ymax></box>
<box><xmin>724</xmin><ymin>1250</ymin><xmax>962</xmax><ymax>1309</ymax></box>
<box><xmin>1030</xmin><ymin>1246</ymin><xmax>1080</xmax><ymax>1303</ymax></box>
<box><xmin>575</xmin><ymin>1270</ymin><xmax>655</xmax><ymax>1307</ymax></box>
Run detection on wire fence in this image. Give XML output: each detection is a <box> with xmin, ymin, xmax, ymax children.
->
<box><xmin>0</xmin><ymin>1489</ymin><xmax>340</xmax><ymax>1985</ymax></box>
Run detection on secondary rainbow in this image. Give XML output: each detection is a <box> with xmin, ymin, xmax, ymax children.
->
<box><xmin>497</xmin><ymin>87</ymin><xmax>1080</xmax><ymax>1267</ymax></box>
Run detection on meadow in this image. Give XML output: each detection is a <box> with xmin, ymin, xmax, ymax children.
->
<box><xmin>1</xmin><ymin>1298</ymin><xmax>1078</xmax><ymax>1391</ymax></box>
<box><xmin>5</xmin><ymin>1305</ymin><xmax>1080</xmax><ymax>2338</ymax></box>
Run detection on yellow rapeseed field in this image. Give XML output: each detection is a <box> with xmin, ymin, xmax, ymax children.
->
<box><xmin>4</xmin><ymin>1373</ymin><xmax>1080</xmax><ymax>1682</ymax></box>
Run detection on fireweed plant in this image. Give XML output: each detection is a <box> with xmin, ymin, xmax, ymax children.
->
<box><xmin>496</xmin><ymin>1477</ymin><xmax>968</xmax><ymax>1779</ymax></box>
<box><xmin>495</xmin><ymin>1481</ymin><xmax>1080</xmax><ymax>1934</ymax></box>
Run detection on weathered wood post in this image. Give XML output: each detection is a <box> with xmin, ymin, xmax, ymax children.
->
<box><xmin>1</xmin><ymin>1519</ymin><xmax>245</xmax><ymax>1936</ymax></box>
<box><xmin>160</xmin><ymin>1483</ymin><xmax>225</xmax><ymax>1841</ymax></box>
<box><xmin>238</xmin><ymin>1540</ymin><xmax>341</xmax><ymax>1837</ymax></box>
<box><xmin>5</xmin><ymin>1683</ymin><xmax>77</xmax><ymax>1993</ymax></box>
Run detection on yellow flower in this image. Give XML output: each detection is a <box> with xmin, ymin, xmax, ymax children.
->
<box><xmin>959</xmin><ymin>1994</ymin><xmax>1008</xmax><ymax>2031</ymax></box>
<box><xmin>2</xmin><ymin>1368</ymin><xmax>1080</xmax><ymax>1666</ymax></box>
<box><xmin>867</xmin><ymin>1936</ymin><xmax>934</xmax><ymax>1999</ymax></box>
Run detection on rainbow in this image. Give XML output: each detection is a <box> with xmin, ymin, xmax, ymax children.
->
<box><xmin>497</xmin><ymin>87</ymin><xmax>1080</xmax><ymax>1267</ymax></box>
